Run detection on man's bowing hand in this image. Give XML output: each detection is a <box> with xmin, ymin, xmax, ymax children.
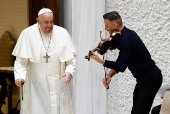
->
<box><xmin>103</xmin><ymin>76</ymin><xmax>111</xmax><ymax>88</ymax></box>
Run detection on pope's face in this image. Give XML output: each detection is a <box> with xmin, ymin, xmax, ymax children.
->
<box><xmin>37</xmin><ymin>12</ymin><xmax>54</xmax><ymax>34</ymax></box>
<box><xmin>104</xmin><ymin>19</ymin><xmax>117</xmax><ymax>35</ymax></box>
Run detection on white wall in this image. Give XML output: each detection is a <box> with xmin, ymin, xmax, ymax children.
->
<box><xmin>60</xmin><ymin>0</ymin><xmax>106</xmax><ymax>114</ymax></box>
<box><xmin>105</xmin><ymin>0</ymin><xmax>170</xmax><ymax>114</ymax></box>
<box><xmin>59</xmin><ymin>0</ymin><xmax>72</xmax><ymax>36</ymax></box>
<box><xmin>72</xmin><ymin>0</ymin><xmax>106</xmax><ymax>114</ymax></box>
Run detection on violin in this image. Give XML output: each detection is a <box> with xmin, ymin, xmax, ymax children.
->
<box><xmin>85</xmin><ymin>31</ymin><xmax>122</xmax><ymax>61</ymax></box>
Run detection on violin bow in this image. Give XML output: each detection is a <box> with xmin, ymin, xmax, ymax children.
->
<box><xmin>100</xmin><ymin>31</ymin><xmax>109</xmax><ymax>89</ymax></box>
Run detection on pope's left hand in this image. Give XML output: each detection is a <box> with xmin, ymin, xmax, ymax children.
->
<box><xmin>62</xmin><ymin>72</ymin><xmax>72</xmax><ymax>85</ymax></box>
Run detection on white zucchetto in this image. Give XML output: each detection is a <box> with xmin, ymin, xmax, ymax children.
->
<box><xmin>38</xmin><ymin>8</ymin><xmax>53</xmax><ymax>16</ymax></box>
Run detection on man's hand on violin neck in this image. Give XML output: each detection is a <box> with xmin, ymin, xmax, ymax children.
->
<box><xmin>89</xmin><ymin>51</ymin><xmax>105</xmax><ymax>65</ymax></box>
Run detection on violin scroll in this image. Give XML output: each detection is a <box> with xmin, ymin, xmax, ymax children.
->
<box><xmin>85</xmin><ymin>48</ymin><xmax>100</xmax><ymax>61</ymax></box>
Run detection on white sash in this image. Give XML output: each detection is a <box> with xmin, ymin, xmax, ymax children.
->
<box><xmin>29</xmin><ymin>62</ymin><xmax>60</xmax><ymax>75</ymax></box>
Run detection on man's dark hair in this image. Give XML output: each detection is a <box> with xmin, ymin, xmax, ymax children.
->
<box><xmin>103</xmin><ymin>11</ymin><xmax>122</xmax><ymax>26</ymax></box>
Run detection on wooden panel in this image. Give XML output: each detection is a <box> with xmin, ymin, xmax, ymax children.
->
<box><xmin>29</xmin><ymin>0</ymin><xmax>59</xmax><ymax>26</ymax></box>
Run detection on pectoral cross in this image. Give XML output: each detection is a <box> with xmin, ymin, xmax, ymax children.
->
<box><xmin>44</xmin><ymin>52</ymin><xmax>50</xmax><ymax>63</ymax></box>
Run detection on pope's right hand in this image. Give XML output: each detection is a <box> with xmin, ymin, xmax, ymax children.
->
<box><xmin>15</xmin><ymin>78</ymin><xmax>24</xmax><ymax>89</ymax></box>
<box><xmin>103</xmin><ymin>76</ymin><xmax>111</xmax><ymax>88</ymax></box>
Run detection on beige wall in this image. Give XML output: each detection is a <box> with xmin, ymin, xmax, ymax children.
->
<box><xmin>0</xmin><ymin>0</ymin><xmax>28</xmax><ymax>113</ymax></box>
<box><xmin>0</xmin><ymin>0</ymin><xmax>28</xmax><ymax>41</ymax></box>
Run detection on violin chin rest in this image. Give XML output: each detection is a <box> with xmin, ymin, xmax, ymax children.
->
<box><xmin>99</xmin><ymin>50</ymin><xmax>107</xmax><ymax>55</ymax></box>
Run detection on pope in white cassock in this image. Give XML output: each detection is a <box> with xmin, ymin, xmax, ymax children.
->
<box><xmin>12</xmin><ymin>8</ymin><xmax>77</xmax><ymax>114</ymax></box>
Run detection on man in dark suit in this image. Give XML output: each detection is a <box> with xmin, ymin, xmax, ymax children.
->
<box><xmin>90</xmin><ymin>11</ymin><xmax>162</xmax><ymax>114</ymax></box>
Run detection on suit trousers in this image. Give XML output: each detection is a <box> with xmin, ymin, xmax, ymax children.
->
<box><xmin>131</xmin><ymin>74</ymin><xmax>162</xmax><ymax>114</ymax></box>
<box><xmin>151</xmin><ymin>104</ymin><xmax>161</xmax><ymax>114</ymax></box>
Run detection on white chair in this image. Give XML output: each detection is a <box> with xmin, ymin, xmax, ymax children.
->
<box><xmin>160</xmin><ymin>89</ymin><xmax>170</xmax><ymax>114</ymax></box>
